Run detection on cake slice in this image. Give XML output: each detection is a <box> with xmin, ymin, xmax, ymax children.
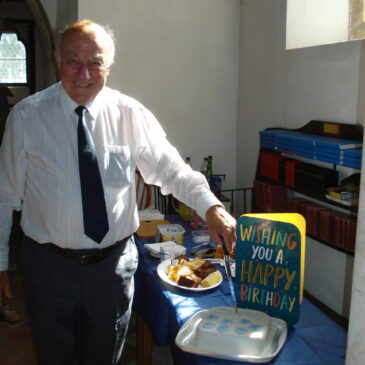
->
<box><xmin>177</xmin><ymin>274</ymin><xmax>201</xmax><ymax>288</ymax></box>
<box><xmin>194</xmin><ymin>261</ymin><xmax>216</xmax><ymax>279</ymax></box>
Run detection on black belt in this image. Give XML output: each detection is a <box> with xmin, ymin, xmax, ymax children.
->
<box><xmin>42</xmin><ymin>236</ymin><xmax>130</xmax><ymax>264</ymax></box>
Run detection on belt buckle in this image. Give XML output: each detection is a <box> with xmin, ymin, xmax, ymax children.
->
<box><xmin>80</xmin><ymin>253</ymin><xmax>101</xmax><ymax>264</ymax></box>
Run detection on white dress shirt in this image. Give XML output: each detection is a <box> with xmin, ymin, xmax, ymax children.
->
<box><xmin>0</xmin><ymin>83</ymin><xmax>221</xmax><ymax>270</ymax></box>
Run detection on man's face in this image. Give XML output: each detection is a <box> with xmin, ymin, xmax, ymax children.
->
<box><xmin>58</xmin><ymin>30</ymin><xmax>112</xmax><ymax>106</ymax></box>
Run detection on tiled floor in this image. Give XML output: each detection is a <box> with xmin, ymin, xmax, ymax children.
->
<box><xmin>0</xmin><ymin>238</ymin><xmax>173</xmax><ymax>365</ymax></box>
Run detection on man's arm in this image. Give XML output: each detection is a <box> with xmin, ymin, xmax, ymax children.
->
<box><xmin>0</xmin><ymin>108</ymin><xmax>27</xmax><ymax>307</ymax></box>
<box><xmin>134</xmin><ymin>104</ymin><xmax>237</xmax><ymax>248</ymax></box>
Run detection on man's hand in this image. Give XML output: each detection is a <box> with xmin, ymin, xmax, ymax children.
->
<box><xmin>0</xmin><ymin>271</ymin><xmax>11</xmax><ymax>308</ymax></box>
<box><xmin>206</xmin><ymin>205</ymin><xmax>236</xmax><ymax>253</ymax></box>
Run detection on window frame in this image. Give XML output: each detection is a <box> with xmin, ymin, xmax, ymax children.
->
<box><xmin>0</xmin><ymin>19</ymin><xmax>35</xmax><ymax>94</ymax></box>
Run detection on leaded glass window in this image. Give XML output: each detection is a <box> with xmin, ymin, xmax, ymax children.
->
<box><xmin>0</xmin><ymin>33</ymin><xmax>27</xmax><ymax>83</ymax></box>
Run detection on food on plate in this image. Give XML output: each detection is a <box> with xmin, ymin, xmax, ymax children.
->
<box><xmin>167</xmin><ymin>257</ymin><xmax>219</xmax><ymax>288</ymax></box>
<box><xmin>167</xmin><ymin>264</ymin><xmax>201</xmax><ymax>288</ymax></box>
<box><xmin>200</xmin><ymin>271</ymin><xmax>221</xmax><ymax>288</ymax></box>
<box><xmin>183</xmin><ymin>256</ymin><xmax>206</xmax><ymax>270</ymax></box>
<box><xmin>196</xmin><ymin>306</ymin><xmax>272</xmax><ymax>356</ymax></box>
<box><xmin>214</xmin><ymin>245</ymin><xmax>224</xmax><ymax>259</ymax></box>
<box><xmin>194</xmin><ymin>261</ymin><xmax>216</xmax><ymax>279</ymax></box>
<box><xmin>175</xmin><ymin>254</ymin><xmax>189</xmax><ymax>262</ymax></box>
<box><xmin>177</xmin><ymin>272</ymin><xmax>201</xmax><ymax>288</ymax></box>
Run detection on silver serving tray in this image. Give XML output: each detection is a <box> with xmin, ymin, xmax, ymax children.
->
<box><xmin>175</xmin><ymin>309</ymin><xmax>287</xmax><ymax>363</ymax></box>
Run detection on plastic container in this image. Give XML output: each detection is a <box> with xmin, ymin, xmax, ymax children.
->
<box><xmin>191</xmin><ymin>230</ymin><xmax>210</xmax><ymax>243</ymax></box>
<box><xmin>156</xmin><ymin>224</ymin><xmax>186</xmax><ymax>245</ymax></box>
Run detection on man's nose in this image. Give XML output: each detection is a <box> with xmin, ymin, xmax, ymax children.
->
<box><xmin>77</xmin><ymin>63</ymin><xmax>91</xmax><ymax>79</ymax></box>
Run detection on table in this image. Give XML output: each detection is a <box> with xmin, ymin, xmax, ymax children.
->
<box><xmin>132</xmin><ymin>215</ymin><xmax>347</xmax><ymax>365</ymax></box>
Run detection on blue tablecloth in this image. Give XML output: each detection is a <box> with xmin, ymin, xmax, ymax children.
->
<box><xmin>132</xmin><ymin>215</ymin><xmax>347</xmax><ymax>364</ymax></box>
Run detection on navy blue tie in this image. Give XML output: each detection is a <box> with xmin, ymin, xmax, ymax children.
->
<box><xmin>75</xmin><ymin>106</ymin><xmax>109</xmax><ymax>243</ymax></box>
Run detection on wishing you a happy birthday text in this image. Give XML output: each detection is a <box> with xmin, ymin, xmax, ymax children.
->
<box><xmin>237</xmin><ymin>222</ymin><xmax>298</xmax><ymax>313</ymax></box>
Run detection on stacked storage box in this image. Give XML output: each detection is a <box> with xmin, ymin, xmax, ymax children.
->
<box><xmin>341</xmin><ymin>148</ymin><xmax>362</xmax><ymax>169</ymax></box>
<box><xmin>259</xmin><ymin>130</ymin><xmax>277</xmax><ymax>150</ymax></box>
<box><xmin>259</xmin><ymin>129</ymin><xmax>362</xmax><ymax>169</ymax></box>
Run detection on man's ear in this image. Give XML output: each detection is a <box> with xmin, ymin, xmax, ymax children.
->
<box><xmin>106</xmin><ymin>64</ymin><xmax>112</xmax><ymax>76</ymax></box>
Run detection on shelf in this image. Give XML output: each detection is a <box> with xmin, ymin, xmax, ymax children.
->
<box><xmin>288</xmin><ymin>186</ymin><xmax>359</xmax><ymax>213</ymax></box>
<box><xmin>256</xmin><ymin>174</ymin><xmax>358</xmax><ymax>213</ymax></box>
<box><xmin>254</xmin><ymin>121</ymin><xmax>362</xmax><ymax>256</ymax></box>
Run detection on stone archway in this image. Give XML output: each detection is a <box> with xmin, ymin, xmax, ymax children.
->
<box><xmin>25</xmin><ymin>0</ymin><xmax>57</xmax><ymax>85</ymax></box>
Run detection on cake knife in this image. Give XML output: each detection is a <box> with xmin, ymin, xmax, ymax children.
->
<box><xmin>221</xmin><ymin>239</ymin><xmax>238</xmax><ymax>313</ymax></box>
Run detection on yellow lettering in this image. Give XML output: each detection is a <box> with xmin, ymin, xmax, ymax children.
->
<box><xmin>284</xmin><ymin>269</ymin><xmax>296</xmax><ymax>291</ymax></box>
<box><xmin>253</xmin><ymin>262</ymin><xmax>263</xmax><ymax>284</ymax></box>
<box><xmin>270</xmin><ymin>229</ymin><xmax>277</xmax><ymax>245</ymax></box>
<box><xmin>263</xmin><ymin>263</ymin><xmax>275</xmax><ymax>285</ymax></box>
<box><xmin>289</xmin><ymin>296</ymin><xmax>296</xmax><ymax>312</ymax></box>
<box><xmin>273</xmin><ymin>266</ymin><xmax>285</xmax><ymax>288</ymax></box>
<box><xmin>240</xmin><ymin>260</ymin><xmax>254</xmax><ymax>282</ymax></box>
<box><xmin>241</xmin><ymin>224</ymin><xmax>253</xmax><ymax>242</ymax></box>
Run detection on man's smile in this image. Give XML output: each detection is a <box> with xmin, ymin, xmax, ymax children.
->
<box><xmin>74</xmin><ymin>81</ymin><xmax>93</xmax><ymax>88</ymax></box>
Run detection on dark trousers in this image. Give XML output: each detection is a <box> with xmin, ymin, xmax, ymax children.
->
<box><xmin>20</xmin><ymin>235</ymin><xmax>139</xmax><ymax>365</ymax></box>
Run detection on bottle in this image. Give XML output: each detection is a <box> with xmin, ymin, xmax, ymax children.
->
<box><xmin>177</xmin><ymin>157</ymin><xmax>192</xmax><ymax>220</ymax></box>
<box><xmin>200</xmin><ymin>157</ymin><xmax>208</xmax><ymax>176</ymax></box>
<box><xmin>183</xmin><ymin>156</ymin><xmax>196</xmax><ymax>220</ymax></box>
<box><xmin>206</xmin><ymin>155</ymin><xmax>213</xmax><ymax>184</ymax></box>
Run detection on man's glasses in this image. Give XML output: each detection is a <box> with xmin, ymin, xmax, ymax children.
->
<box><xmin>62</xmin><ymin>58</ymin><xmax>109</xmax><ymax>73</ymax></box>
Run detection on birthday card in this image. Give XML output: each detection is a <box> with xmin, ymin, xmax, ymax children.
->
<box><xmin>235</xmin><ymin>213</ymin><xmax>306</xmax><ymax>326</ymax></box>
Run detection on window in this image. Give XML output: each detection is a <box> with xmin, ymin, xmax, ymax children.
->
<box><xmin>286</xmin><ymin>0</ymin><xmax>349</xmax><ymax>49</ymax></box>
<box><xmin>0</xmin><ymin>33</ymin><xmax>27</xmax><ymax>84</ymax></box>
<box><xmin>286</xmin><ymin>0</ymin><xmax>365</xmax><ymax>49</ymax></box>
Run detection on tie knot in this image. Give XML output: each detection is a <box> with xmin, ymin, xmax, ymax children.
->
<box><xmin>75</xmin><ymin>106</ymin><xmax>87</xmax><ymax>117</ymax></box>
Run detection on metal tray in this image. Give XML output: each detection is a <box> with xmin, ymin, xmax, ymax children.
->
<box><xmin>175</xmin><ymin>309</ymin><xmax>287</xmax><ymax>363</ymax></box>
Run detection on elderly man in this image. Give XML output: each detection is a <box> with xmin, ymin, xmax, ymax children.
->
<box><xmin>0</xmin><ymin>20</ymin><xmax>236</xmax><ymax>364</ymax></box>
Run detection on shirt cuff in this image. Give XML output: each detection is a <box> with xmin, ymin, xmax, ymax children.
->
<box><xmin>195</xmin><ymin>191</ymin><xmax>224</xmax><ymax>221</ymax></box>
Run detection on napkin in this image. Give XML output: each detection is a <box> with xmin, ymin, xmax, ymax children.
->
<box><xmin>144</xmin><ymin>241</ymin><xmax>186</xmax><ymax>258</ymax></box>
<box><xmin>138</xmin><ymin>209</ymin><xmax>164</xmax><ymax>221</ymax></box>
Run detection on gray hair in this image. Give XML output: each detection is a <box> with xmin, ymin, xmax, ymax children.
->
<box><xmin>55</xmin><ymin>19</ymin><xmax>116</xmax><ymax>66</ymax></box>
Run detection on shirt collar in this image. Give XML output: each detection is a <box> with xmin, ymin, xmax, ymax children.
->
<box><xmin>59</xmin><ymin>83</ymin><xmax>105</xmax><ymax>121</ymax></box>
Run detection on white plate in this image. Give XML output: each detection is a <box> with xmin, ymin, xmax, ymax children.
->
<box><xmin>157</xmin><ymin>259</ymin><xmax>222</xmax><ymax>292</ymax></box>
<box><xmin>175</xmin><ymin>309</ymin><xmax>287</xmax><ymax>363</ymax></box>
